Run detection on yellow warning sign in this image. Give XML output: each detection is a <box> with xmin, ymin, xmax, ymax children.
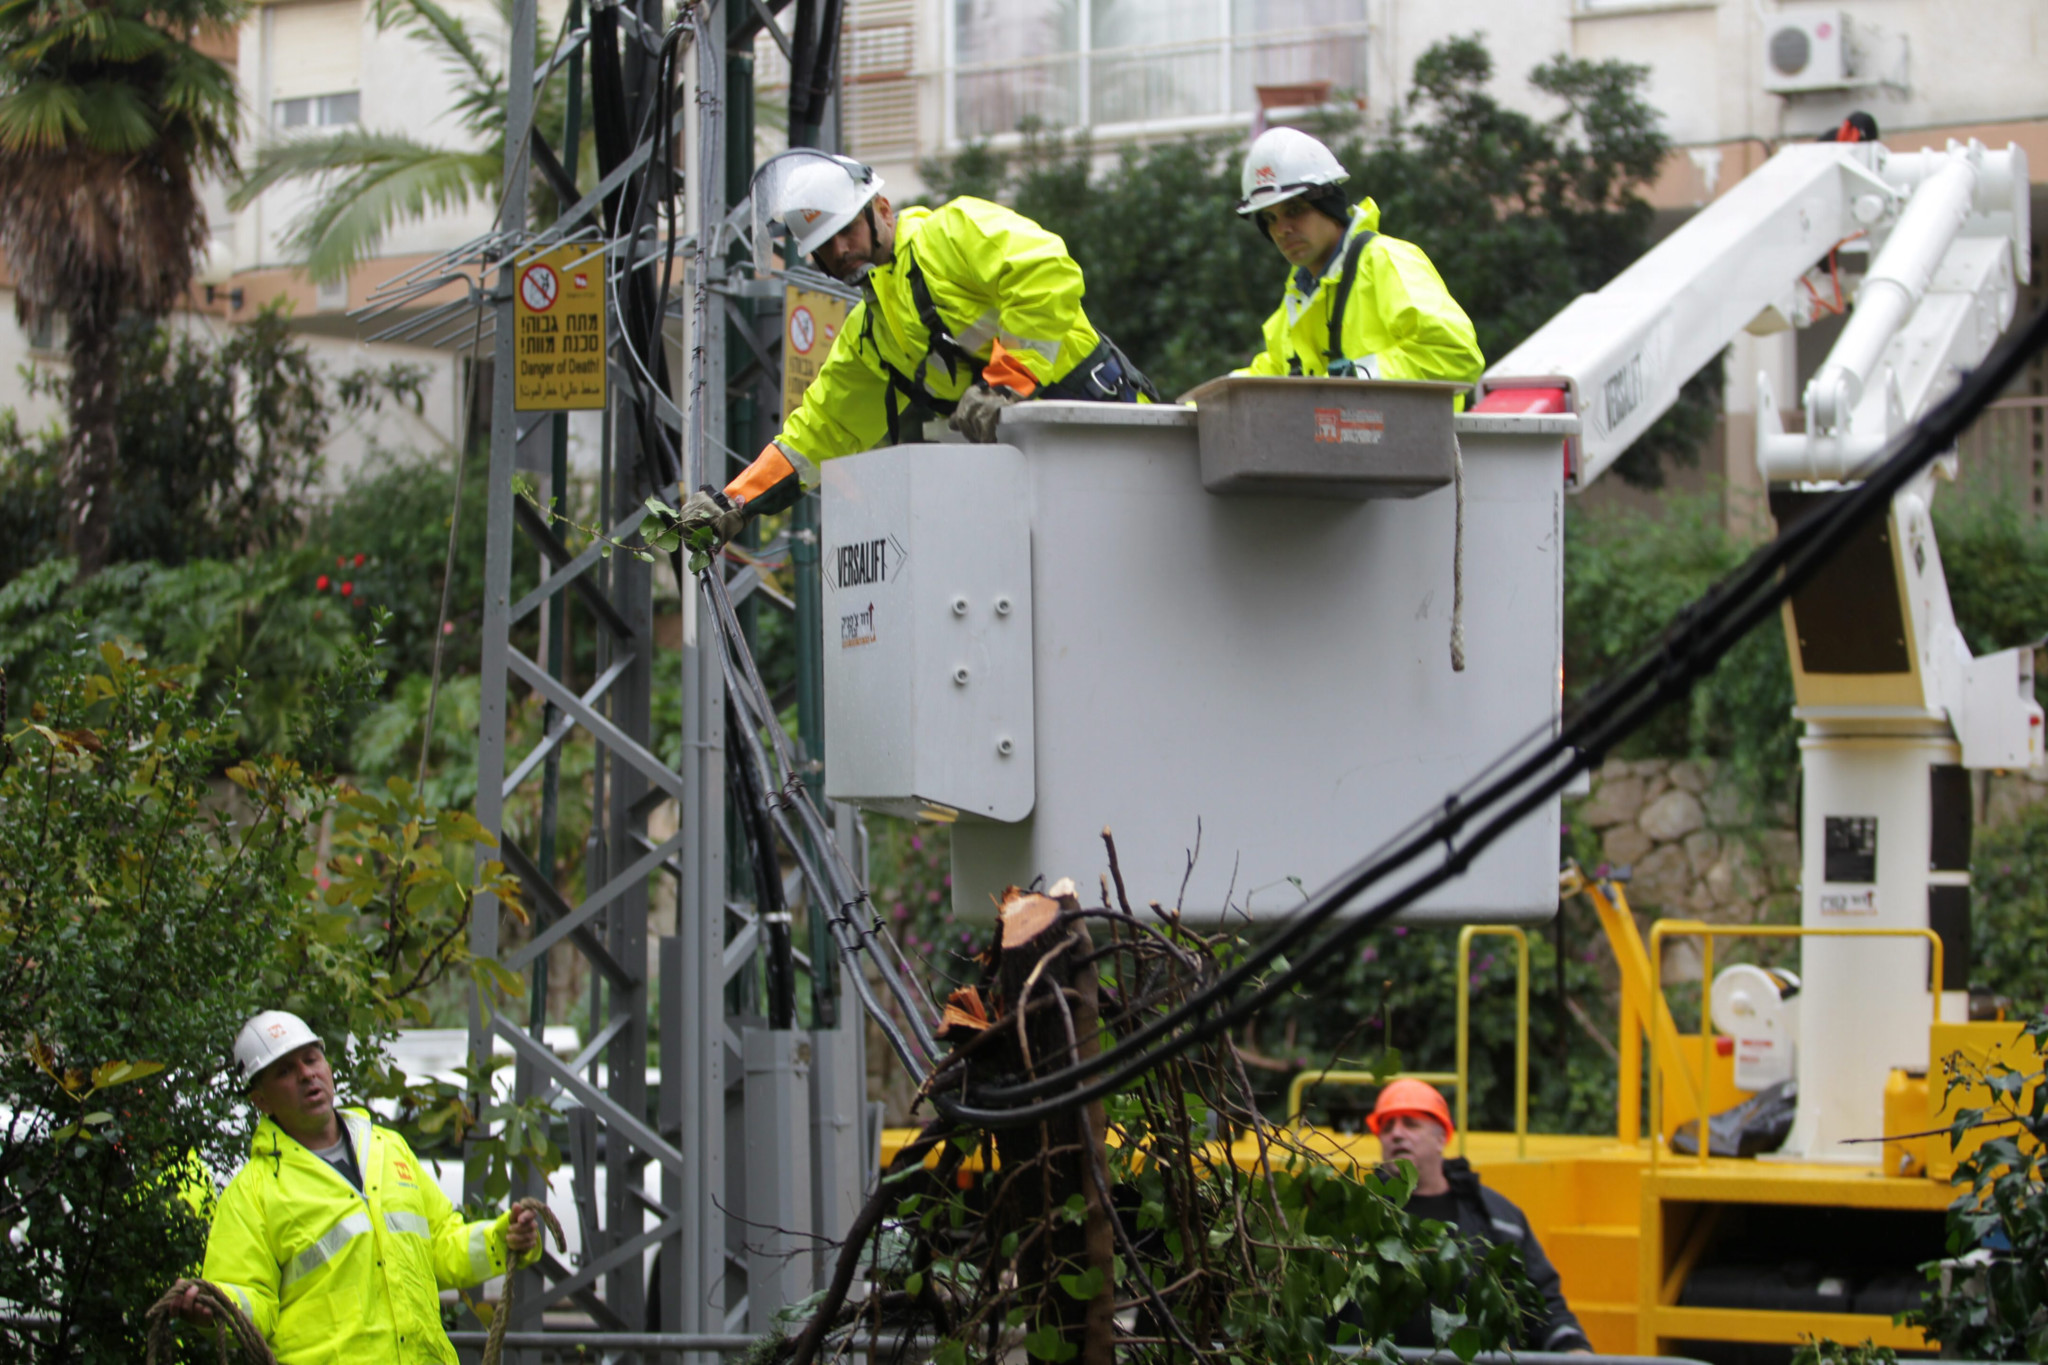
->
<box><xmin>513</xmin><ymin>245</ymin><xmax>607</xmax><ymax>412</ymax></box>
<box><xmin>782</xmin><ymin>284</ymin><xmax>850</xmax><ymax>421</ymax></box>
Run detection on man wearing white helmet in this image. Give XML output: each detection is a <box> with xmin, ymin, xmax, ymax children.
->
<box><xmin>168</xmin><ymin>1011</ymin><xmax>539</xmax><ymax>1364</ymax></box>
<box><xmin>677</xmin><ymin>148</ymin><xmax>1153</xmax><ymax>567</ymax></box>
<box><xmin>1234</xmin><ymin>127</ymin><xmax>1482</xmax><ymax>386</ymax></box>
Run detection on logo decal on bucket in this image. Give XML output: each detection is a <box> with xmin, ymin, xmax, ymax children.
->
<box><xmin>1313</xmin><ymin>407</ymin><xmax>1385</xmax><ymax>445</ymax></box>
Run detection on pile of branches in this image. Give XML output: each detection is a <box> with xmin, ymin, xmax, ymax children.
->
<box><xmin>771</xmin><ymin>836</ymin><xmax>1536</xmax><ymax>1365</ymax></box>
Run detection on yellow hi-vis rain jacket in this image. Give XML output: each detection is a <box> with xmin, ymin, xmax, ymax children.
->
<box><xmin>203</xmin><ymin>1108</ymin><xmax>529</xmax><ymax>1365</ymax></box>
<box><xmin>1238</xmin><ymin>200</ymin><xmax>1484</xmax><ymax>385</ymax></box>
<box><xmin>776</xmin><ymin>197</ymin><xmax>1106</xmax><ymax>468</ymax></box>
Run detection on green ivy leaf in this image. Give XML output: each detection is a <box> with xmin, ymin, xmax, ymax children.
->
<box><xmin>1021</xmin><ymin>1325</ymin><xmax>1077</xmax><ymax>1362</ymax></box>
<box><xmin>1057</xmin><ymin>1266</ymin><xmax>1104</xmax><ymax>1300</ymax></box>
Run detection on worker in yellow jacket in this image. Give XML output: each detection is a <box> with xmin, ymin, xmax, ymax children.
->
<box><xmin>679</xmin><ymin>149</ymin><xmax>1152</xmax><ymax>567</ymax></box>
<box><xmin>1234</xmin><ymin>127</ymin><xmax>1484</xmax><ymax>385</ymax></box>
<box><xmin>170</xmin><ymin>1011</ymin><xmax>539</xmax><ymax>1364</ymax></box>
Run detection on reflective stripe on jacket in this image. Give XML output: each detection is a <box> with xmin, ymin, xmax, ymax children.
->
<box><xmin>203</xmin><ymin>1108</ymin><xmax>524</xmax><ymax>1365</ymax></box>
<box><xmin>777</xmin><ymin>197</ymin><xmax>1105</xmax><ymax>467</ymax></box>
<box><xmin>1238</xmin><ymin>200</ymin><xmax>1484</xmax><ymax>384</ymax></box>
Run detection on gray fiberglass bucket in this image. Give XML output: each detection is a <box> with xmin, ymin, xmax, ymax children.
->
<box><xmin>1181</xmin><ymin>374</ymin><xmax>1467</xmax><ymax>498</ymax></box>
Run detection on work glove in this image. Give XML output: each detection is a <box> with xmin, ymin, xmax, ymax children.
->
<box><xmin>949</xmin><ymin>381</ymin><xmax>1020</xmax><ymax>443</ymax></box>
<box><xmin>678</xmin><ymin>485</ymin><xmax>748</xmax><ymax>572</ymax></box>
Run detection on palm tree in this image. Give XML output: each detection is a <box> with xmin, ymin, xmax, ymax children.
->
<box><xmin>229</xmin><ymin>0</ymin><xmax>567</xmax><ymax>286</ymax></box>
<box><xmin>0</xmin><ymin>0</ymin><xmax>242</xmax><ymax>575</ymax></box>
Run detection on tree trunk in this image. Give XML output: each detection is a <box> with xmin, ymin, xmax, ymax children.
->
<box><xmin>62</xmin><ymin>302</ymin><xmax>120</xmax><ymax>575</ymax></box>
<box><xmin>991</xmin><ymin>886</ymin><xmax>1117</xmax><ymax>1365</ymax></box>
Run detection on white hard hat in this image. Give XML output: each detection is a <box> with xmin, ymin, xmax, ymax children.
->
<box><xmin>1237</xmin><ymin>127</ymin><xmax>1349</xmax><ymax>217</ymax></box>
<box><xmin>234</xmin><ymin>1010</ymin><xmax>322</xmax><ymax>1087</ymax></box>
<box><xmin>749</xmin><ymin>148</ymin><xmax>886</xmax><ymax>260</ymax></box>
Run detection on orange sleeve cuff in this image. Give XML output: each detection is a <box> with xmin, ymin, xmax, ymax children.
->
<box><xmin>981</xmin><ymin>340</ymin><xmax>1039</xmax><ymax>398</ymax></box>
<box><xmin>723</xmin><ymin>443</ymin><xmax>797</xmax><ymax>505</ymax></box>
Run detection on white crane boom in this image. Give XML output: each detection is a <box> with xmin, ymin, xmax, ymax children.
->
<box><xmin>1477</xmin><ymin>139</ymin><xmax>2029</xmax><ymax>489</ymax></box>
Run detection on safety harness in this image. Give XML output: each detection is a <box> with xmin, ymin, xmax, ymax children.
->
<box><xmin>1288</xmin><ymin>228</ymin><xmax>1378</xmax><ymax>376</ymax></box>
<box><xmin>861</xmin><ymin>253</ymin><xmax>978</xmax><ymax>444</ymax></box>
<box><xmin>860</xmin><ymin>248</ymin><xmax>1153</xmax><ymax>443</ymax></box>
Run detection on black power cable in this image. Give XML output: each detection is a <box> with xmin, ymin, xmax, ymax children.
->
<box><xmin>703</xmin><ymin>297</ymin><xmax>2048</xmax><ymax>1126</ymax></box>
<box><xmin>915</xmin><ymin>297</ymin><xmax>2048</xmax><ymax>1126</ymax></box>
<box><xmin>726</xmin><ymin>691</ymin><xmax>799</xmax><ymax>1028</ymax></box>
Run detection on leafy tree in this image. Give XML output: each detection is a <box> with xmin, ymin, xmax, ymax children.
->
<box><xmin>0</xmin><ymin>0</ymin><xmax>243</xmax><ymax>573</ymax></box>
<box><xmin>0</xmin><ymin>308</ymin><xmax>427</xmax><ymax>585</ymax></box>
<box><xmin>0</xmin><ymin>635</ymin><xmax>541</xmax><ymax>1363</ymax></box>
<box><xmin>921</xmin><ymin>36</ymin><xmax>1716</xmax><ymax>485</ymax></box>
<box><xmin>310</xmin><ymin>442</ymin><xmax>493</xmax><ymax>683</ymax></box>
<box><xmin>1967</xmin><ymin>808</ymin><xmax>2048</xmax><ymax>1013</ymax></box>
<box><xmin>0</xmin><ymin>554</ymin><xmax>360</xmax><ymax>759</ymax></box>
<box><xmin>1565</xmin><ymin>494</ymin><xmax>1799</xmax><ymax>807</ymax></box>
<box><xmin>1931</xmin><ymin>494</ymin><xmax>2048</xmax><ymax>664</ymax></box>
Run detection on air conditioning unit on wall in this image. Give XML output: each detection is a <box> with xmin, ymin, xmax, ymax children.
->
<box><xmin>1763</xmin><ymin>7</ymin><xmax>1851</xmax><ymax>93</ymax></box>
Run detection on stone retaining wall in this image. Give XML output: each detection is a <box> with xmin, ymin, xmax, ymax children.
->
<box><xmin>1569</xmin><ymin>757</ymin><xmax>1799</xmax><ymax>924</ymax></box>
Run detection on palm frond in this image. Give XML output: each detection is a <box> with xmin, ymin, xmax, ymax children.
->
<box><xmin>272</xmin><ymin>141</ymin><xmax>497</xmax><ymax>281</ymax></box>
<box><xmin>0</xmin><ymin>79</ymin><xmax>82</xmax><ymax>152</ymax></box>
<box><xmin>230</xmin><ymin>128</ymin><xmax>477</xmax><ymax>206</ymax></box>
<box><xmin>156</xmin><ymin>51</ymin><xmax>238</xmax><ymax>122</ymax></box>
<box><xmin>85</xmin><ymin>15</ymin><xmax>169</xmax><ymax>64</ymax></box>
<box><xmin>75</xmin><ymin>80</ymin><xmax>157</xmax><ymax>155</ymax></box>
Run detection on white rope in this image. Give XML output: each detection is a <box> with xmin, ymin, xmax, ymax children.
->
<box><xmin>1450</xmin><ymin>430</ymin><xmax>1467</xmax><ymax>673</ymax></box>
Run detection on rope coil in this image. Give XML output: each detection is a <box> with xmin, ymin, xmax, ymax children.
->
<box><xmin>1450</xmin><ymin>430</ymin><xmax>1466</xmax><ymax>673</ymax></box>
<box><xmin>145</xmin><ymin>1279</ymin><xmax>276</xmax><ymax>1365</ymax></box>
<box><xmin>480</xmin><ymin>1197</ymin><xmax>568</xmax><ymax>1365</ymax></box>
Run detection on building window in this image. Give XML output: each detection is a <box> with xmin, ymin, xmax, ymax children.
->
<box><xmin>276</xmin><ymin>91</ymin><xmax>360</xmax><ymax>129</ymax></box>
<box><xmin>949</xmin><ymin>0</ymin><xmax>1366</xmax><ymax>142</ymax></box>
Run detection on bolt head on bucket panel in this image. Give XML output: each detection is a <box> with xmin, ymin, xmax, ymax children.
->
<box><xmin>1181</xmin><ymin>375</ymin><xmax>1467</xmax><ymax>499</ymax></box>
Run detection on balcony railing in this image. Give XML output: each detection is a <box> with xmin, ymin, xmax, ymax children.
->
<box><xmin>943</xmin><ymin>22</ymin><xmax>1368</xmax><ymax>145</ymax></box>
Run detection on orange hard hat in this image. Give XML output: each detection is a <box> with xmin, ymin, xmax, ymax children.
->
<box><xmin>1367</xmin><ymin>1078</ymin><xmax>1454</xmax><ymax>1140</ymax></box>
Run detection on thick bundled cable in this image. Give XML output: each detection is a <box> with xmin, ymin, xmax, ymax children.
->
<box><xmin>697</xmin><ymin>300</ymin><xmax>2048</xmax><ymax>1130</ymax></box>
<box><xmin>702</xmin><ymin>570</ymin><xmax>946</xmax><ymax>1074</ymax></box>
<box><xmin>936</xmin><ymin>299</ymin><xmax>2048</xmax><ymax>1126</ymax></box>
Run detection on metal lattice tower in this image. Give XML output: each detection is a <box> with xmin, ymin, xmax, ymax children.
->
<box><xmin>451</xmin><ymin>0</ymin><xmax>869</xmax><ymax>1353</ymax></box>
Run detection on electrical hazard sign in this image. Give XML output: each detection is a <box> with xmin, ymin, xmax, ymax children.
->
<box><xmin>514</xmin><ymin>245</ymin><xmax>606</xmax><ymax>411</ymax></box>
<box><xmin>783</xmin><ymin>284</ymin><xmax>849</xmax><ymax>421</ymax></box>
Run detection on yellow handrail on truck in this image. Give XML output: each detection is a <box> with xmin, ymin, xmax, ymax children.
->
<box><xmin>1645</xmin><ymin>919</ymin><xmax>1945</xmax><ymax>1170</ymax></box>
<box><xmin>1457</xmin><ymin>925</ymin><xmax>1529</xmax><ymax>1159</ymax></box>
<box><xmin>1287</xmin><ymin>924</ymin><xmax>1532</xmax><ymax>1160</ymax></box>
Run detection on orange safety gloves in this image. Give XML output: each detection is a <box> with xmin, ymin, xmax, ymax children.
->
<box><xmin>979</xmin><ymin>339</ymin><xmax>1040</xmax><ymax>398</ymax></box>
<box><xmin>680</xmin><ymin>442</ymin><xmax>811</xmax><ymax>571</ymax></box>
<box><xmin>722</xmin><ymin>441</ymin><xmax>804</xmax><ymax>515</ymax></box>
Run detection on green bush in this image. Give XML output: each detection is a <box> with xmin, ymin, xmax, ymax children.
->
<box><xmin>1969</xmin><ymin>806</ymin><xmax>2048</xmax><ymax>1012</ymax></box>
<box><xmin>1564</xmin><ymin>495</ymin><xmax>1799</xmax><ymax>811</ymax></box>
<box><xmin>0</xmin><ymin>309</ymin><xmax>424</xmax><ymax>583</ymax></box>
<box><xmin>0</xmin><ymin>636</ymin><xmax>546</xmax><ymax>1362</ymax></box>
<box><xmin>310</xmin><ymin>444</ymin><xmax>494</xmax><ymax>684</ymax></box>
